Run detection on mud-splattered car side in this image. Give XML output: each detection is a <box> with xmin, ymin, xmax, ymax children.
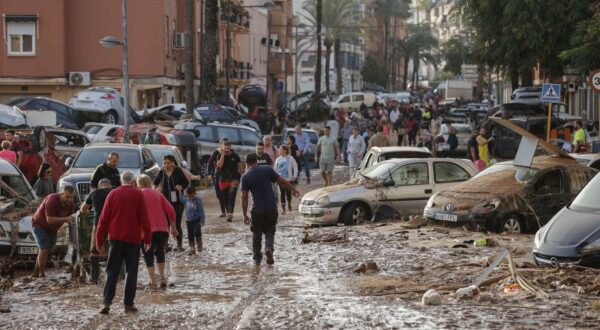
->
<box><xmin>424</xmin><ymin>156</ymin><xmax>597</xmax><ymax>233</ymax></box>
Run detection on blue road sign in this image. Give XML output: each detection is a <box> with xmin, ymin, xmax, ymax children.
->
<box><xmin>541</xmin><ymin>83</ymin><xmax>561</xmax><ymax>102</ymax></box>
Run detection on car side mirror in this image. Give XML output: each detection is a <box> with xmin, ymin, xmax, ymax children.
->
<box><xmin>383</xmin><ymin>179</ymin><xmax>395</xmax><ymax>187</ymax></box>
<box><xmin>143</xmin><ymin>159</ymin><xmax>155</xmax><ymax>169</ymax></box>
<box><xmin>65</xmin><ymin>157</ymin><xmax>73</xmax><ymax>168</ymax></box>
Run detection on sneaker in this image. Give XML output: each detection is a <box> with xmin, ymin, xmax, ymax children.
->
<box><xmin>124</xmin><ymin>305</ymin><xmax>138</xmax><ymax>313</ymax></box>
<box><xmin>288</xmin><ymin>204</ymin><xmax>292</xmax><ymax>212</ymax></box>
<box><xmin>219</xmin><ymin>213</ymin><xmax>226</xmax><ymax>218</ymax></box>
<box><xmin>265</xmin><ymin>249</ymin><xmax>274</xmax><ymax>265</ymax></box>
<box><xmin>177</xmin><ymin>245</ymin><xmax>185</xmax><ymax>252</ymax></box>
<box><xmin>160</xmin><ymin>279</ymin><xmax>167</xmax><ymax>289</ymax></box>
<box><xmin>227</xmin><ymin>214</ymin><xmax>233</xmax><ymax>222</ymax></box>
<box><xmin>281</xmin><ymin>207</ymin><xmax>286</xmax><ymax>215</ymax></box>
<box><xmin>188</xmin><ymin>248</ymin><xmax>195</xmax><ymax>255</ymax></box>
<box><xmin>99</xmin><ymin>305</ymin><xmax>110</xmax><ymax>314</ymax></box>
<box><xmin>197</xmin><ymin>240</ymin><xmax>203</xmax><ymax>252</ymax></box>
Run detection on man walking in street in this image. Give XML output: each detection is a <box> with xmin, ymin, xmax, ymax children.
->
<box><xmin>241</xmin><ymin>153</ymin><xmax>299</xmax><ymax>265</ymax></box>
<box><xmin>368</xmin><ymin>125</ymin><xmax>391</xmax><ymax>149</ymax></box>
<box><xmin>96</xmin><ymin>171</ymin><xmax>152</xmax><ymax>314</ymax></box>
<box><xmin>255</xmin><ymin>141</ymin><xmax>273</xmax><ymax>166</ymax></box>
<box><xmin>294</xmin><ymin>125</ymin><xmax>311</xmax><ymax>184</ymax></box>
<box><xmin>31</xmin><ymin>187</ymin><xmax>76</xmax><ymax>278</ymax></box>
<box><xmin>216</xmin><ymin>141</ymin><xmax>244</xmax><ymax>222</ymax></box>
<box><xmin>347</xmin><ymin>128</ymin><xmax>366</xmax><ymax>177</ymax></box>
<box><xmin>316</xmin><ymin>126</ymin><xmax>340</xmax><ymax>187</ymax></box>
<box><xmin>263</xmin><ymin>135</ymin><xmax>278</xmax><ymax>164</ymax></box>
<box><xmin>91</xmin><ymin>152</ymin><xmax>121</xmax><ymax>189</ymax></box>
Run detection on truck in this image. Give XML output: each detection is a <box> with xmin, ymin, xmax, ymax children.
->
<box><xmin>435</xmin><ymin>80</ymin><xmax>474</xmax><ymax>101</ymax></box>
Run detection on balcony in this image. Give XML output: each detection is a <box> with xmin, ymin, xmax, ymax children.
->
<box><xmin>220</xmin><ymin>2</ymin><xmax>250</xmax><ymax>32</ymax></box>
<box><xmin>219</xmin><ymin>61</ymin><xmax>253</xmax><ymax>81</ymax></box>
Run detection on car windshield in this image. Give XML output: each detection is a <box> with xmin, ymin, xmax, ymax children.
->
<box><xmin>147</xmin><ymin>147</ymin><xmax>182</xmax><ymax>166</ymax></box>
<box><xmin>1</xmin><ymin>174</ymin><xmax>34</xmax><ymax>206</ymax></box>
<box><xmin>569</xmin><ymin>174</ymin><xmax>600</xmax><ymax>213</ymax></box>
<box><xmin>361</xmin><ymin>161</ymin><xmax>397</xmax><ymax>180</ymax></box>
<box><xmin>74</xmin><ymin>148</ymin><xmax>141</xmax><ymax>168</ymax></box>
<box><xmin>473</xmin><ymin>164</ymin><xmax>538</xmax><ymax>184</ymax></box>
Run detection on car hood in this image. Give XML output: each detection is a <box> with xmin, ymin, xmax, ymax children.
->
<box><xmin>302</xmin><ymin>180</ymin><xmax>366</xmax><ymax>202</ymax></box>
<box><xmin>60</xmin><ymin>167</ymin><xmax>141</xmax><ymax>182</ymax></box>
<box><xmin>431</xmin><ymin>171</ymin><xmax>525</xmax><ymax>211</ymax></box>
<box><xmin>540</xmin><ymin>208</ymin><xmax>600</xmax><ymax>246</ymax></box>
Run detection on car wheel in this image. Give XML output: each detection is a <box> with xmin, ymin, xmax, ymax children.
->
<box><xmin>200</xmin><ymin>157</ymin><xmax>210</xmax><ymax>178</ymax></box>
<box><xmin>496</xmin><ymin>215</ymin><xmax>524</xmax><ymax>233</ymax></box>
<box><xmin>341</xmin><ymin>202</ymin><xmax>369</xmax><ymax>226</ymax></box>
<box><xmin>101</xmin><ymin>110</ymin><xmax>118</xmax><ymax>124</ymax></box>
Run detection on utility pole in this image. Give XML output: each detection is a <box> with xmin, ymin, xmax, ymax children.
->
<box><xmin>121</xmin><ymin>0</ymin><xmax>129</xmax><ymax>143</ymax></box>
<box><xmin>185</xmin><ymin>0</ymin><xmax>194</xmax><ymax>115</ymax></box>
<box><xmin>199</xmin><ymin>0</ymin><xmax>205</xmax><ymax>102</ymax></box>
<box><xmin>225</xmin><ymin>1</ymin><xmax>232</xmax><ymax>106</ymax></box>
<box><xmin>314</xmin><ymin>0</ymin><xmax>322</xmax><ymax>96</ymax></box>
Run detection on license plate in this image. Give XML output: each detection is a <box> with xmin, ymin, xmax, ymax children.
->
<box><xmin>18</xmin><ymin>246</ymin><xmax>39</xmax><ymax>255</ymax></box>
<box><xmin>300</xmin><ymin>206</ymin><xmax>312</xmax><ymax>214</ymax></box>
<box><xmin>434</xmin><ymin>213</ymin><xmax>458</xmax><ymax>222</ymax></box>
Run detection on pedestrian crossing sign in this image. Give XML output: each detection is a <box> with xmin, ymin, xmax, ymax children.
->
<box><xmin>541</xmin><ymin>83</ymin><xmax>561</xmax><ymax>102</ymax></box>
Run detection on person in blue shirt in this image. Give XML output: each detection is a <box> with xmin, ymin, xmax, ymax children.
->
<box><xmin>182</xmin><ymin>186</ymin><xmax>205</xmax><ymax>255</ymax></box>
<box><xmin>293</xmin><ymin>125</ymin><xmax>311</xmax><ymax>184</ymax></box>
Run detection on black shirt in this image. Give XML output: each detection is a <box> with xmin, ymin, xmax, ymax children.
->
<box><xmin>90</xmin><ymin>163</ymin><xmax>121</xmax><ymax>189</ymax></box>
<box><xmin>218</xmin><ymin>152</ymin><xmax>241</xmax><ymax>181</ymax></box>
<box><xmin>154</xmin><ymin>167</ymin><xmax>189</xmax><ymax>205</ymax></box>
<box><xmin>85</xmin><ymin>188</ymin><xmax>111</xmax><ymax>226</ymax></box>
<box><xmin>256</xmin><ymin>153</ymin><xmax>273</xmax><ymax>166</ymax></box>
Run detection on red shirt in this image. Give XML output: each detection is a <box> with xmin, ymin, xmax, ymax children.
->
<box><xmin>96</xmin><ymin>185</ymin><xmax>152</xmax><ymax>247</ymax></box>
<box><xmin>32</xmin><ymin>193</ymin><xmax>74</xmax><ymax>234</ymax></box>
<box><xmin>0</xmin><ymin>150</ymin><xmax>17</xmax><ymax>164</ymax></box>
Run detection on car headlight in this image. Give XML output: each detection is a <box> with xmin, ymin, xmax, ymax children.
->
<box><xmin>580</xmin><ymin>238</ymin><xmax>600</xmax><ymax>254</ymax></box>
<box><xmin>57</xmin><ymin>180</ymin><xmax>71</xmax><ymax>192</ymax></box>
<box><xmin>533</xmin><ymin>229</ymin><xmax>542</xmax><ymax>249</ymax></box>
<box><xmin>425</xmin><ymin>193</ymin><xmax>438</xmax><ymax>209</ymax></box>
<box><xmin>316</xmin><ymin>196</ymin><xmax>330</xmax><ymax>206</ymax></box>
<box><xmin>482</xmin><ymin>198</ymin><xmax>501</xmax><ymax>210</ymax></box>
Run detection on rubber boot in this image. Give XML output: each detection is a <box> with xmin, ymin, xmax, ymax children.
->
<box><xmin>90</xmin><ymin>256</ymin><xmax>100</xmax><ymax>284</ymax></box>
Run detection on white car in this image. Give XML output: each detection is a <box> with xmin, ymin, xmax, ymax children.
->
<box><xmin>300</xmin><ymin>158</ymin><xmax>478</xmax><ymax>226</ymax></box>
<box><xmin>82</xmin><ymin>123</ymin><xmax>123</xmax><ymax>143</ymax></box>
<box><xmin>331</xmin><ymin>92</ymin><xmax>376</xmax><ymax>112</ymax></box>
<box><xmin>0</xmin><ymin>158</ymin><xmax>68</xmax><ymax>261</ymax></box>
<box><xmin>69</xmin><ymin>87</ymin><xmax>132</xmax><ymax>125</ymax></box>
<box><xmin>135</xmin><ymin>103</ymin><xmax>187</xmax><ymax>118</ymax></box>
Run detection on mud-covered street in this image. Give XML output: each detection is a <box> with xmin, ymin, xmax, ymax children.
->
<box><xmin>1</xmin><ymin>167</ymin><xmax>600</xmax><ymax>329</ymax></box>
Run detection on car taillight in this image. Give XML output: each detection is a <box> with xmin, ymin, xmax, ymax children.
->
<box><xmin>101</xmin><ymin>94</ymin><xmax>115</xmax><ymax>100</ymax></box>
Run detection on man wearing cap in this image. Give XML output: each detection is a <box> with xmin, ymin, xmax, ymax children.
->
<box><xmin>316</xmin><ymin>126</ymin><xmax>340</xmax><ymax>187</ymax></box>
<box><xmin>80</xmin><ymin>178</ymin><xmax>113</xmax><ymax>284</ymax></box>
<box><xmin>241</xmin><ymin>153</ymin><xmax>299</xmax><ymax>266</ymax></box>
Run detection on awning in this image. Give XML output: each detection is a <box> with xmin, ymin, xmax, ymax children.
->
<box><xmin>4</xmin><ymin>14</ymin><xmax>39</xmax><ymax>22</ymax></box>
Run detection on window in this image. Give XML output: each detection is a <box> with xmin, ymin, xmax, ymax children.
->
<box><xmin>216</xmin><ymin>127</ymin><xmax>240</xmax><ymax>144</ymax></box>
<box><xmin>241</xmin><ymin>129</ymin><xmax>260</xmax><ymax>146</ymax></box>
<box><xmin>7</xmin><ymin>21</ymin><xmax>36</xmax><ymax>56</ymax></box>
<box><xmin>340</xmin><ymin>96</ymin><xmax>350</xmax><ymax>103</ymax></box>
<box><xmin>434</xmin><ymin>162</ymin><xmax>470</xmax><ymax>183</ymax></box>
<box><xmin>48</xmin><ymin>101</ymin><xmax>71</xmax><ymax>117</ymax></box>
<box><xmin>353</xmin><ymin>94</ymin><xmax>365</xmax><ymax>102</ymax></box>
<box><xmin>195</xmin><ymin>126</ymin><xmax>215</xmax><ymax>142</ymax></box>
<box><xmin>51</xmin><ymin>132</ymin><xmax>87</xmax><ymax>148</ymax></box>
<box><xmin>391</xmin><ymin>162</ymin><xmax>429</xmax><ymax>186</ymax></box>
<box><xmin>83</xmin><ymin>125</ymin><xmax>102</xmax><ymax>135</ymax></box>
<box><xmin>142</xmin><ymin>148</ymin><xmax>156</xmax><ymax>166</ymax></box>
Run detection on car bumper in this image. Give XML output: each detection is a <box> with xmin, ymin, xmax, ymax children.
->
<box><xmin>423</xmin><ymin>207</ymin><xmax>498</xmax><ymax>225</ymax></box>
<box><xmin>533</xmin><ymin>251</ymin><xmax>600</xmax><ymax>268</ymax></box>
<box><xmin>299</xmin><ymin>205</ymin><xmax>341</xmax><ymax>225</ymax></box>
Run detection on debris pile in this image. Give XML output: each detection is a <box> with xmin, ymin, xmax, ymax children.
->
<box><xmin>301</xmin><ymin>230</ymin><xmax>348</xmax><ymax>244</ymax></box>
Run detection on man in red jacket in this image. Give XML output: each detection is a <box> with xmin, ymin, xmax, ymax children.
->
<box><xmin>96</xmin><ymin>171</ymin><xmax>152</xmax><ymax>314</ymax></box>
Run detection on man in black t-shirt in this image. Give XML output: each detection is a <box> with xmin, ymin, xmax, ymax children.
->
<box><xmin>216</xmin><ymin>141</ymin><xmax>244</xmax><ymax>222</ymax></box>
<box><xmin>255</xmin><ymin>141</ymin><xmax>273</xmax><ymax>166</ymax></box>
<box><xmin>90</xmin><ymin>152</ymin><xmax>121</xmax><ymax>189</ymax></box>
<box><xmin>80</xmin><ymin>178</ymin><xmax>112</xmax><ymax>284</ymax></box>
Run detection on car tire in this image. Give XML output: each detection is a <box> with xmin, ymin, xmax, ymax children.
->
<box><xmin>495</xmin><ymin>214</ymin><xmax>524</xmax><ymax>233</ymax></box>
<box><xmin>101</xmin><ymin>110</ymin><xmax>118</xmax><ymax>124</ymax></box>
<box><xmin>340</xmin><ymin>202</ymin><xmax>369</xmax><ymax>226</ymax></box>
<box><xmin>200</xmin><ymin>157</ymin><xmax>210</xmax><ymax>178</ymax></box>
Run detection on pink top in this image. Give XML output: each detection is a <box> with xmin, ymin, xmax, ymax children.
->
<box><xmin>140</xmin><ymin>188</ymin><xmax>176</xmax><ymax>233</ymax></box>
<box><xmin>0</xmin><ymin>150</ymin><xmax>17</xmax><ymax>164</ymax></box>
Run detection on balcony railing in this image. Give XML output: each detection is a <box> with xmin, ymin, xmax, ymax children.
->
<box><xmin>220</xmin><ymin>2</ymin><xmax>250</xmax><ymax>29</ymax></box>
<box><xmin>220</xmin><ymin>61</ymin><xmax>253</xmax><ymax>80</ymax></box>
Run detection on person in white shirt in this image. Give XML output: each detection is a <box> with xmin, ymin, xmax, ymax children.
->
<box><xmin>326</xmin><ymin>115</ymin><xmax>340</xmax><ymax>140</ymax></box>
<box><xmin>389</xmin><ymin>107</ymin><xmax>400</xmax><ymax>128</ymax></box>
<box><xmin>347</xmin><ymin>128</ymin><xmax>366</xmax><ymax>177</ymax></box>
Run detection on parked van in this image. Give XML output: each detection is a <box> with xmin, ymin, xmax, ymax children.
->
<box><xmin>331</xmin><ymin>92</ymin><xmax>376</xmax><ymax>112</ymax></box>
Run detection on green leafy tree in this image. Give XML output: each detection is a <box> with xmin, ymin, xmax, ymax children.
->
<box><xmin>361</xmin><ymin>55</ymin><xmax>388</xmax><ymax>87</ymax></box>
<box><xmin>560</xmin><ymin>2</ymin><xmax>600</xmax><ymax>75</ymax></box>
<box><xmin>441</xmin><ymin>36</ymin><xmax>472</xmax><ymax>77</ymax></box>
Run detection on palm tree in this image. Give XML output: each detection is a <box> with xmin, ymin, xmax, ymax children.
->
<box><xmin>397</xmin><ymin>24</ymin><xmax>438</xmax><ymax>91</ymax></box>
<box><xmin>201</xmin><ymin>0</ymin><xmax>219</xmax><ymax>101</ymax></box>
<box><xmin>372</xmin><ymin>0</ymin><xmax>411</xmax><ymax>89</ymax></box>
<box><xmin>301</xmin><ymin>0</ymin><xmax>361</xmax><ymax>95</ymax></box>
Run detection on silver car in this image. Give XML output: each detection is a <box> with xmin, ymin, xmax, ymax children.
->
<box><xmin>352</xmin><ymin>146</ymin><xmax>432</xmax><ymax>179</ymax></box>
<box><xmin>299</xmin><ymin>158</ymin><xmax>478</xmax><ymax>226</ymax></box>
<box><xmin>69</xmin><ymin>87</ymin><xmax>131</xmax><ymax>125</ymax></box>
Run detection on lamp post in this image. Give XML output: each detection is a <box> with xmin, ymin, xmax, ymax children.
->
<box><xmin>100</xmin><ymin>0</ymin><xmax>130</xmax><ymax>143</ymax></box>
<box><xmin>294</xmin><ymin>23</ymin><xmax>307</xmax><ymax>112</ymax></box>
<box><xmin>225</xmin><ymin>0</ymin><xmax>275</xmax><ymax>106</ymax></box>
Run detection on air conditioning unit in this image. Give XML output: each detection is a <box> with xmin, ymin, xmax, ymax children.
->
<box><xmin>69</xmin><ymin>72</ymin><xmax>91</xmax><ymax>86</ymax></box>
<box><xmin>174</xmin><ymin>32</ymin><xmax>185</xmax><ymax>49</ymax></box>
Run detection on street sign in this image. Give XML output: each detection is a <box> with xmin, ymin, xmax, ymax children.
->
<box><xmin>541</xmin><ymin>83</ymin><xmax>561</xmax><ymax>103</ymax></box>
<box><xmin>589</xmin><ymin>70</ymin><xmax>600</xmax><ymax>92</ymax></box>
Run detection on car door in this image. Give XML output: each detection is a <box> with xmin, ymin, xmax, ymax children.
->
<box><xmin>433</xmin><ymin>161</ymin><xmax>472</xmax><ymax>192</ymax></box>
<box><xmin>141</xmin><ymin>147</ymin><xmax>159</xmax><ymax>178</ymax></box>
<box><xmin>377</xmin><ymin>162</ymin><xmax>432</xmax><ymax>215</ymax></box>
<box><xmin>528</xmin><ymin>169</ymin><xmax>568</xmax><ymax>223</ymax></box>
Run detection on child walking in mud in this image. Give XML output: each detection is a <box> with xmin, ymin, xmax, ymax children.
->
<box><xmin>183</xmin><ymin>186</ymin><xmax>205</xmax><ymax>255</ymax></box>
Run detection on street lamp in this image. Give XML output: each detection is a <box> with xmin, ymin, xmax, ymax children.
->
<box><xmin>294</xmin><ymin>23</ymin><xmax>307</xmax><ymax>112</ymax></box>
<box><xmin>99</xmin><ymin>0</ymin><xmax>130</xmax><ymax>143</ymax></box>
<box><xmin>225</xmin><ymin>0</ymin><xmax>275</xmax><ymax>106</ymax></box>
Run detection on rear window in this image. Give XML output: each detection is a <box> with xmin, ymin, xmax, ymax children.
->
<box><xmin>381</xmin><ymin>151</ymin><xmax>431</xmax><ymax>161</ymax></box>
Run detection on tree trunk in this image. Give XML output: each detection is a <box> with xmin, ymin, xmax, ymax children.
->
<box><xmin>324</xmin><ymin>39</ymin><xmax>332</xmax><ymax>96</ymax></box>
<box><xmin>184</xmin><ymin>0</ymin><xmax>195</xmax><ymax>115</ymax></box>
<box><xmin>383</xmin><ymin>19</ymin><xmax>389</xmax><ymax>90</ymax></box>
<box><xmin>334</xmin><ymin>38</ymin><xmax>342</xmax><ymax>95</ymax></box>
<box><xmin>314</xmin><ymin>0</ymin><xmax>322</xmax><ymax>96</ymax></box>
<box><xmin>412</xmin><ymin>54</ymin><xmax>419</xmax><ymax>91</ymax></box>
<box><xmin>403</xmin><ymin>51</ymin><xmax>409</xmax><ymax>91</ymax></box>
<box><xmin>202</xmin><ymin>0</ymin><xmax>219</xmax><ymax>102</ymax></box>
<box><xmin>510</xmin><ymin>69</ymin><xmax>519</xmax><ymax>90</ymax></box>
<box><xmin>521</xmin><ymin>69</ymin><xmax>533</xmax><ymax>87</ymax></box>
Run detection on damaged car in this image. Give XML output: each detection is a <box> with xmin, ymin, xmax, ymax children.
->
<box><xmin>351</xmin><ymin>146</ymin><xmax>432</xmax><ymax>179</ymax></box>
<box><xmin>533</xmin><ymin>172</ymin><xmax>600</xmax><ymax>267</ymax></box>
<box><xmin>425</xmin><ymin>118</ymin><xmax>597</xmax><ymax>233</ymax></box>
<box><xmin>300</xmin><ymin>158</ymin><xmax>477</xmax><ymax>226</ymax></box>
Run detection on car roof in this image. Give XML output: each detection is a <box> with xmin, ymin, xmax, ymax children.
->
<box><xmin>0</xmin><ymin>158</ymin><xmax>20</xmax><ymax>176</ymax></box>
<box><xmin>84</xmin><ymin>143</ymin><xmax>146</xmax><ymax>150</ymax></box>
<box><xmin>285</xmin><ymin>128</ymin><xmax>317</xmax><ymax>134</ymax></box>
<box><xmin>143</xmin><ymin>144</ymin><xmax>177</xmax><ymax>150</ymax></box>
<box><xmin>494</xmin><ymin>155</ymin><xmax>580</xmax><ymax>170</ymax></box>
<box><xmin>371</xmin><ymin>146</ymin><xmax>432</xmax><ymax>154</ymax></box>
<box><xmin>83</xmin><ymin>122</ymin><xmax>123</xmax><ymax>128</ymax></box>
<box><xmin>571</xmin><ymin>153</ymin><xmax>600</xmax><ymax>161</ymax></box>
<box><xmin>44</xmin><ymin>127</ymin><xmax>89</xmax><ymax>135</ymax></box>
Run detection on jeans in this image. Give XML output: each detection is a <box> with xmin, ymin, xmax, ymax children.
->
<box><xmin>299</xmin><ymin>153</ymin><xmax>311</xmax><ymax>181</ymax></box>
<box><xmin>172</xmin><ymin>202</ymin><xmax>184</xmax><ymax>247</ymax></box>
<box><xmin>214</xmin><ymin>172</ymin><xmax>226</xmax><ymax>214</ymax></box>
<box><xmin>250</xmin><ymin>210</ymin><xmax>278</xmax><ymax>262</ymax></box>
<box><xmin>222</xmin><ymin>184</ymin><xmax>239</xmax><ymax>214</ymax></box>
<box><xmin>103</xmin><ymin>240</ymin><xmax>140</xmax><ymax>306</ymax></box>
<box><xmin>186</xmin><ymin>221</ymin><xmax>202</xmax><ymax>246</ymax></box>
<box><xmin>347</xmin><ymin>153</ymin><xmax>361</xmax><ymax>176</ymax></box>
<box><xmin>142</xmin><ymin>232</ymin><xmax>168</xmax><ymax>267</ymax></box>
<box><xmin>342</xmin><ymin>140</ymin><xmax>349</xmax><ymax>164</ymax></box>
<box><xmin>397</xmin><ymin>134</ymin><xmax>405</xmax><ymax>146</ymax></box>
<box><xmin>279</xmin><ymin>183</ymin><xmax>292</xmax><ymax>208</ymax></box>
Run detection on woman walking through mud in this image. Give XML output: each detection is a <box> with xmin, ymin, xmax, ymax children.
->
<box><xmin>154</xmin><ymin>155</ymin><xmax>189</xmax><ymax>251</ymax></box>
